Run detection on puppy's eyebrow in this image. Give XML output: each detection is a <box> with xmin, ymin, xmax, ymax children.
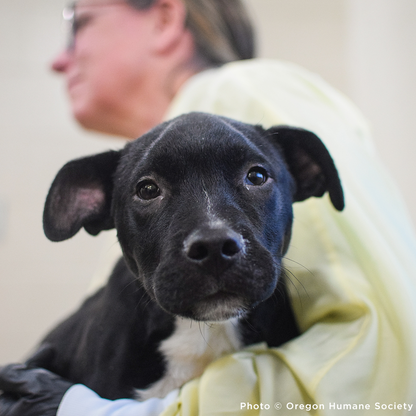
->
<box><xmin>219</xmin><ymin>118</ymin><xmax>267</xmax><ymax>158</ymax></box>
<box><xmin>140</xmin><ymin>119</ymin><xmax>182</xmax><ymax>163</ymax></box>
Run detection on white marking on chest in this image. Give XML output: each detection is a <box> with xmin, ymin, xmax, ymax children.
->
<box><xmin>136</xmin><ymin>317</ymin><xmax>242</xmax><ymax>400</ymax></box>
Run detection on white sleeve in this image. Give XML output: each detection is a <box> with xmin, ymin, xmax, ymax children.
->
<box><xmin>57</xmin><ymin>385</ymin><xmax>178</xmax><ymax>416</ymax></box>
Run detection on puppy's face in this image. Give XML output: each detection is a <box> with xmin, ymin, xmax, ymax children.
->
<box><xmin>43</xmin><ymin>113</ymin><xmax>344</xmax><ymax>322</ymax></box>
<box><xmin>112</xmin><ymin>116</ymin><xmax>295</xmax><ymax>321</ymax></box>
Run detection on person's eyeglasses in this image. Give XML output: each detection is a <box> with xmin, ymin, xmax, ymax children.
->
<box><xmin>62</xmin><ymin>1</ymin><xmax>126</xmax><ymax>51</ymax></box>
<box><xmin>63</xmin><ymin>2</ymin><xmax>77</xmax><ymax>50</ymax></box>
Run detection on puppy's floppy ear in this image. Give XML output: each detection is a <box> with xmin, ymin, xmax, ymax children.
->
<box><xmin>267</xmin><ymin>126</ymin><xmax>344</xmax><ymax>211</ymax></box>
<box><xmin>43</xmin><ymin>150</ymin><xmax>121</xmax><ymax>242</ymax></box>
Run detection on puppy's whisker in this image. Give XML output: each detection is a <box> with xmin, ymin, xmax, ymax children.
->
<box><xmin>119</xmin><ymin>276</ymin><xmax>140</xmax><ymax>296</ymax></box>
<box><xmin>281</xmin><ymin>266</ymin><xmax>309</xmax><ymax>296</ymax></box>
<box><xmin>284</xmin><ymin>257</ymin><xmax>315</xmax><ymax>277</ymax></box>
<box><xmin>282</xmin><ymin>269</ymin><xmax>309</xmax><ymax>312</ymax></box>
<box><xmin>198</xmin><ymin>322</ymin><xmax>212</xmax><ymax>348</ymax></box>
<box><xmin>240</xmin><ymin>315</ymin><xmax>260</xmax><ymax>335</ymax></box>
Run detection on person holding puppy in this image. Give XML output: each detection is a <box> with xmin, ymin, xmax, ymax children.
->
<box><xmin>1</xmin><ymin>0</ymin><xmax>416</xmax><ymax>415</ymax></box>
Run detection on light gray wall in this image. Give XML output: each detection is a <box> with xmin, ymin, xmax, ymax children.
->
<box><xmin>1</xmin><ymin>0</ymin><xmax>415</xmax><ymax>363</ymax></box>
<box><xmin>345</xmin><ymin>0</ymin><xmax>416</xmax><ymax>218</ymax></box>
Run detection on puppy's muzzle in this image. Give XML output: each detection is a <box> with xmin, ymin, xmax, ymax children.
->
<box><xmin>184</xmin><ymin>227</ymin><xmax>244</xmax><ymax>274</ymax></box>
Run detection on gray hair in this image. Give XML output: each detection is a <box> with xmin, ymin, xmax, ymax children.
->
<box><xmin>126</xmin><ymin>0</ymin><xmax>255</xmax><ymax>66</ymax></box>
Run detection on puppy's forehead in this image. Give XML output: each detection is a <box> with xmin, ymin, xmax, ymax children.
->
<box><xmin>137</xmin><ymin>114</ymin><xmax>268</xmax><ymax>173</ymax></box>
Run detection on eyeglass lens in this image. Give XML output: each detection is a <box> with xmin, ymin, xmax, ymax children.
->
<box><xmin>63</xmin><ymin>3</ymin><xmax>76</xmax><ymax>50</ymax></box>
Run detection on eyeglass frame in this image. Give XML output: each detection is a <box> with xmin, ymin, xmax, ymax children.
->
<box><xmin>62</xmin><ymin>1</ymin><xmax>129</xmax><ymax>50</ymax></box>
<box><xmin>63</xmin><ymin>2</ymin><xmax>77</xmax><ymax>50</ymax></box>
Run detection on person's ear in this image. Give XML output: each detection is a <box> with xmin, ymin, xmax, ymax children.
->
<box><xmin>151</xmin><ymin>0</ymin><xmax>188</xmax><ymax>53</ymax></box>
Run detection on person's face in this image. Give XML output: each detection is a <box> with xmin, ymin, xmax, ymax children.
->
<box><xmin>51</xmin><ymin>0</ymin><xmax>158</xmax><ymax>135</ymax></box>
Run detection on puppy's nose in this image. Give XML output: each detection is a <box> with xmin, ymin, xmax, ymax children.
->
<box><xmin>185</xmin><ymin>228</ymin><xmax>243</xmax><ymax>264</ymax></box>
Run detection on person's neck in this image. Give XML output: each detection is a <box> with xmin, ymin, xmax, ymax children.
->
<box><xmin>122</xmin><ymin>59</ymin><xmax>209</xmax><ymax>139</ymax></box>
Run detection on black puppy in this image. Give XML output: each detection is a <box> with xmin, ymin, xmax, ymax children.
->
<box><xmin>32</xmin><ymin>112</ymin><xmax>343</xmax><ymax>401</ymax></box>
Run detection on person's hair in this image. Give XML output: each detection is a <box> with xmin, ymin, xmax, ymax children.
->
<box><xmin>126</xmin><ymin>0</ymin><xmax>256</xmax><ymax>66</ymax></box>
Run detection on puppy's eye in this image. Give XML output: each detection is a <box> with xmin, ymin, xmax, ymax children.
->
<box><xmin>136</xmin><ymin>180</ymin><xmax>160</xmax><ymax>200</ymax></box>
<box><xmin>246</xmin><ymin>167</ymin><xmax>268</xmax><ymax>186</ymax></box>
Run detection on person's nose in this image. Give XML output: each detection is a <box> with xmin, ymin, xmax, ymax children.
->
<box><xmin>51</xmin><ymin>49</ymin><xmax>72</xmax><ymax>73</ymax></box>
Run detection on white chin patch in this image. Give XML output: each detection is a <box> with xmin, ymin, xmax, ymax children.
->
<box><xmin>192</xmin><ymin>296</ymin><xmax>247</xmax><ymax>322</ymax></box>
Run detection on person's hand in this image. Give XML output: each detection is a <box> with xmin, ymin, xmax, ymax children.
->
<box><xmin>0</xmin><ymin>363</ymin><xmax>73</xmax><ymax>416</ymax></box>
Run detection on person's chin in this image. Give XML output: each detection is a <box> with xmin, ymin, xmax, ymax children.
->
<box><xmin>72</xmin><ymin>101</ymin><xmax>117</xmax><ymax>136</ymax></box>
<box><xmin>72</xmin><ymin>101</ymin><xmax>97</xmax><ymax>130</ymax></box>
